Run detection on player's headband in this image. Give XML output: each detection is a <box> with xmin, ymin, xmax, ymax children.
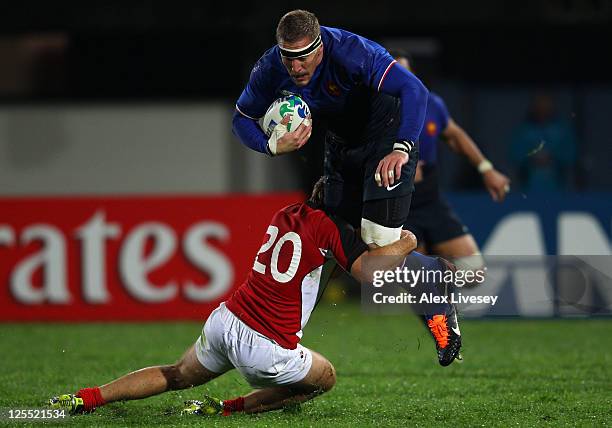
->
<box><xmin>279</xmin><ymin>34</ymin><xmax>322</xmax><ymax>59</ymax></box>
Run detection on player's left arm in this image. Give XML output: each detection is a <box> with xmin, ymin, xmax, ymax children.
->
<box><xmin>376</xmin><ymin>60</ymin><xmax>429</xmax><ymax>187</ymax></box>
<box><xmin>441</xmin><ymin>118</ymin><xmax>511</xmax><ymax>202</ymax></box>
<box><xmin>342</xmin><ymin>37</ymin><xmax>428</xmax><ymax>187</ymax></box>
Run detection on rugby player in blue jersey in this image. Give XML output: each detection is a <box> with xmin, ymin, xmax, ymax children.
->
<box><xmin>233</xmin><ymin>10</ymin><xmax>427</xmax><ymax>246</ymax></box>
<box><xmin>391</xmin><ymin>50</ymin><xmax>510</xmax><ymax>272</ymax></box>
<box><xmin>233</xmin><ymin>10</ymin><xmax>460</xmax><ymax>362</ymax></box>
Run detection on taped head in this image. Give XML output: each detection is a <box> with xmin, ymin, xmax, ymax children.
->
<box><xmin>276</xmin><ymin>10</ymin><xmax>323</xmax><ymax>86</ymax></box>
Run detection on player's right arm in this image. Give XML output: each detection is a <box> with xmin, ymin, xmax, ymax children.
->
<box><xmin>433</xmin><ymin>92</ymin><xmax>510</xmax><ymax>202</ymax></box>
<box><xmin>442</xmin><ymin>118</ymin><xmax>509</xmax><ymax>202</ymax></box>
<box><xmin>233</xmin><ymin>57</ymin><xmax>311</xmax><ymax>156</ymax></box>
<box><xmin>350</xmin><ymin>230</ymin><xmax>417</xmax><ymax>283</ymax></box>
<box><xmin>320</xmin><ymin>212</ymin><xmax>417</xmax><ymax>284</ymax></box>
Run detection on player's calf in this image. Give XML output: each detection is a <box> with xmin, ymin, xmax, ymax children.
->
<box><xmin>48</xmin><ymin>344</ymin><xmax>219</xmax><ymax>414</ymax></box>
<box><xmin>160</xmin><ymin>346</ymin><xmax>218</xmax><ymax>391</ymax></box>
<box><xmin>184</xmin><ymin>351</ymin><xmax>336</xmax><ymax>417</ymax></box>
<box><xmin>243</xmin><ymin>350</ymin><xmax>336</xmax><ymax>414</ymax></box>
<box><xmin>424</xmin><ymin>257</ymin><xmax>462</xmax><ymax>366</ymax></box>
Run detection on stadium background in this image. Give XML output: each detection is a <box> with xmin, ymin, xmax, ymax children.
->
<box><xmin>0</xmin><ymin>1</ymin><xmax>610</xmax><ymax>426</ymax></box>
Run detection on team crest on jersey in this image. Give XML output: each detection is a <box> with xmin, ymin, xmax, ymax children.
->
<box><xmin>325</xmin><ymin>80</ymin><xmax>341</xmax><ymax>97</ymax></box>
<box><xmin>426</xmin><ymin>121</ymin><xmax>437</xmax><ymax>136</ymax></box>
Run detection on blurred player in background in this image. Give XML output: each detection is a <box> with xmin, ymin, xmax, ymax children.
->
<box><xmin>510</xmin><ymin>92</ymin><xmax>577</xmax><ymax>191</ymax></box>
<box><xmin>390</xmin><ymin>50</ymin><xmax>510</xmax><ymax>271</ymax></box>
<box><xmin>233</xmin><ymin>10</ymin><xmax>428</xmax><ymax>251</ymax></box>
<box><xmin>49</xmin><ymin>178</ymin><xmax>462</xmax><ymax>417</ymax></box>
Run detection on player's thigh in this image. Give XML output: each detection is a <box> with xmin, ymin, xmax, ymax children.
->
<box><xmin>335</xmin><ymin>183</ymin><xmax>364</xmax><ymax>228</ymax></box>
<box><xmin>418</xmin><ymin>198</ymin><xmax>471</xmax><ymax>254</ymax></box>
<box><xmin>323</xmin><ymin>139</ymin><xmax>365</xmax><ymax>227</ymax></box>
<box><xmin>289</xmin><ymin>349</ymin><xmax>336</xmax><ymax>393</ymax></box>
<box><xmin>193</xmin><ymin>304</ymin><xmax>234</xmax><ymax>377</ymax></box>
<box><xmin>360</xmin><ymin>140</ymin><xmax>417</xmax><ymax>229</ymax></box>
<box><xmin>431</xmin><ymin>233</ymin><xmax>486</xmax><ymax>275</ymax></box>
<box><xmin>431</xmin><ymin>234</ymin><xmax>479</xmax><ymax>259</ymax></box>
<box><xmin>220</xmin><ymin>309</ymin><xmax>313</xmax><ymax>389</ymax></box>
<box><xmin>403</xmin><ymin>206</ymin><xmax>428</xmax><ymax>250</ymax></box>
<box><xmin>233</xmin><ymin>339</ymin><xmax>314</xmax><ymax>389</ymax></box>
<box><xmin>173</xmin><ymin>344</ymin><xmax>223</xmax><ymax>387</ymax></box>
<box><xmin>362</xmin><ymin>149</ymin><xmax>417</xmax><ymax>204</ymax></box>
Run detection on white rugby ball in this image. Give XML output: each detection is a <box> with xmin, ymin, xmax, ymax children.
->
<box><xmin>261</xmin><ymin>95</ymin><xmax>311</xmax><ymax>136</ymax></box>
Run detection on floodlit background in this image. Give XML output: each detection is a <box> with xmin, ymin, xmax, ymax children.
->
<box><xmin>1</xmin><ymin>1</ymin><xmax>612</xmax><ymax>196</ymax></box>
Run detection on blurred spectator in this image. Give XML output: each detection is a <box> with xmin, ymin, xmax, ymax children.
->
<box><xmin>510</xmin><ymin>93</ymin><xmax>577</xmax><ymax>191</ymax></box>
<box><xmin>0</xmin><ymin>34</ymin><xmax>67</xmax><ymax>97</ymax></box>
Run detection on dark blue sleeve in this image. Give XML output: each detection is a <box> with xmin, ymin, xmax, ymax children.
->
<box><xmin>236</xmin><ymin>57</ymin><xmax>276</xmax><ymax>119</ymax></box>
<box><xmin>329</xmin><ymin>31</ymin><xmax>428</xmax><ymax>144</ymax></box>
<box><xmin>379</xmin><ymin>63</ymin><xmax>429</xmax><ymax>144</ymax></box>
<box><xmin>234</xmin><ymin>55</ymin><xmax>278</xmax><ymax>154</ymax></box>
<box><xmin>232</xmin><ymin>110</ymin><xmax>270</xmax><ymax>155</ymax></box>
<box><xmin>430</xmin><ymin>94</ymin><xmax>451</xmax><ymax>131</ymax></box>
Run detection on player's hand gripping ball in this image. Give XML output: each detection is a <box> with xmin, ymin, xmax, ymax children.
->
<box><xmin>261</xmin><ymin>95</ymin><xmax>311</xmax><ymax>136</ymax></box>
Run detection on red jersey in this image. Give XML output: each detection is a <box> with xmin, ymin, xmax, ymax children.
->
<box><xmin>225</xmin><ymin>202</ymin><xmax>367</xmax><ymax>349</ymax></box>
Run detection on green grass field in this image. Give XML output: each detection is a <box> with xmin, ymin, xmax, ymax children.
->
<box><xmin>1</xmin><ymin>301</ymin><xmax>611</xmax><ymax>427</ymax></box>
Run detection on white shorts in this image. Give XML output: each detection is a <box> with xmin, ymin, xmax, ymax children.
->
<box><xmin>195</xmin><ymin>303</ymin><xmax>313</xmax><ymax>389</ymax></box>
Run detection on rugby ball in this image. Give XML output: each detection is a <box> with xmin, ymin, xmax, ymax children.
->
<box><xmin>261</xmin><ymin>95</ymin><xmax>311</xmax><ymax>136</ymax></box>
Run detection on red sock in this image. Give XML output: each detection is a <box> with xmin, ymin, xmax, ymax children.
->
<box><xmin>222</xmin><ymin>396</ymin><xmax>245</xmax><ymax>416</ymax></box>
<box><xmin>76</xmin><ymin>387</ymin><xmax>106</xmax><ymax>412</ymax></box>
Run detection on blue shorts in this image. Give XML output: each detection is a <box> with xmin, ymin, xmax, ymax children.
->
<box><xmin>323</xmin><ymin>128</ymin><xmax>417</xmax><ymax>228</ymax></box>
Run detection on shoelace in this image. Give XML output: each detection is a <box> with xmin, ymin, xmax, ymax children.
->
<box><xmin>427</xmin><ymin>314</ymin><xmax>449</xmax><ymax>349</ymax></box>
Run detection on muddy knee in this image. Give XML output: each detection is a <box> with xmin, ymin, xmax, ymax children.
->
<box><xmin>160</xmin><ymin>364</ymin><xmax>191</xmax><ymax>391</ymax></box>
<box><xmin>319</xmin><ymin>361</ymin><xmax>336</xmax><ymax>392</ymax></box>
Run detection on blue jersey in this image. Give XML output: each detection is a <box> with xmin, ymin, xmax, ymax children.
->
<box><xmin>411</xmin><ymin>92</ymin><xmax>451</xmax><ymax>206</ymax></box>
<box><xmin>234</xmin><ymin>26</ymin><xmax>428</xmax><ymax>154</ymax></box>
<box><xmin>418</xmin><ymin>92</ymin><xmax>450</xmax><ymax>165</ymax></box>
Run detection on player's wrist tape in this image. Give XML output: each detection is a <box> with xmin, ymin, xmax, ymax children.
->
<box><xmin>393</xmin><ymin>140</ymin><xmax>414</xmax><ymax>154</ymax></box>
<box><xmin>477</xmin><ymin>159</ymin><xmax>493</xmax><ymax>174</ymax></box>
<box><xmin>267</xmin><ymin>122</ymin><xmax>289</xmax><ymax>156</ymax></box>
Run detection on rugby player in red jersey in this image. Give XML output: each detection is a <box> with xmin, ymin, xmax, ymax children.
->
<box><xmin>49</xmin><ymin>178</ymin><xmax>460</xmax><ymax>416</ymax></box>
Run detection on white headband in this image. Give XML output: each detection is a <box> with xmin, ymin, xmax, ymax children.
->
<box><xmin>279</xmin><ymin>34</ymin><xmax>322</xmax><ymax>59</ymax></box>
